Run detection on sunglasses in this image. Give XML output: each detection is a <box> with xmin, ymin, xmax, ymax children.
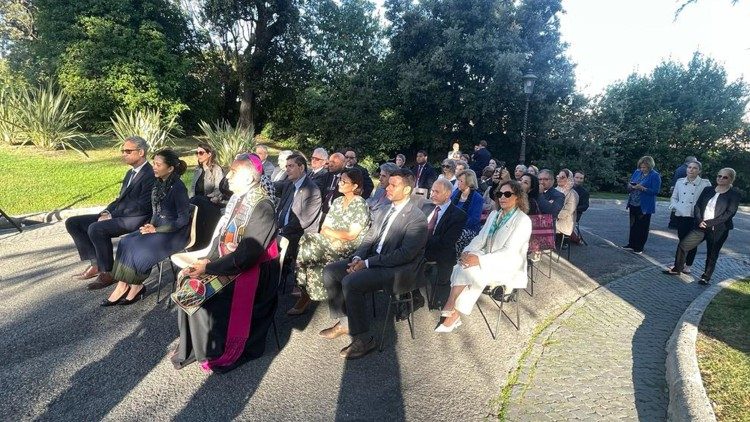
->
<box><xmin>195</xmin><ymin>150</ymin><xmax>207</xmax><ymax>156</ymax></box>
<box><xmin>717</xmin><ymin>175</ymin><xmax>730</xmax><ymax>180</ymax></box>
<box><xmin>497</xmin><ymin>191</ymin><xmax>514</xmax><ymax>198</ymax></box>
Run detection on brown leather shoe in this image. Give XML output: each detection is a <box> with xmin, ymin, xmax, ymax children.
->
<box><xmin>74</xmin><ymin>265</ymin><xmax>100</xmax><ymax>280</ymax></box>
<box><xmin>87</xmin><ymin>272</ymin><xmax>116</xmax><ymax>290</ymax></box>
<box><xmin>339</xmin><ymin>337</ymin><xmax>376</xmax><ymax>359</ymax></box>
<box><xmin>286</xmin><ymin>294</ymin><xmax>311</xmax><ymax>316</ymax></box>
<box><xmin>319</xmin><ymin>321</ymin><xmax>349</xmax><ymax>339</ymax></box>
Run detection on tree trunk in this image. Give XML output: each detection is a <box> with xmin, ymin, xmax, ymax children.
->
<box><xmin>238</xmin><ymin>85</ymin><xmax>254</xmax><ymax>130</ymax></box>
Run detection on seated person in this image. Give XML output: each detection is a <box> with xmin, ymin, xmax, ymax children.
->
<box><xmin>288</xmin><ymin>169</ymin><xmax>371</xmax><ymax>315</ymax></box>
<box><xmin>321</xmin><ymin>169</ymin><xmax>427</xmax><ymax>359</ymax></box>
<box><xmin>539</xmin><ymin>169</ymin><xmax>565</xmax><ymax>218</ymax></box>
<box><xmin>67</xmin><ymin>136</ymin><xmax>155</xmax><ymax>285</ymax></box>
<box><xmin>190</xmin><ymin>142</ymin><xmax>225</xmax><ymax>250</ymax></box>
<box><xmin>367</xmin><ymin>162</ymin><xmax>399</xmax><ymax>211</ymax></box>
<box><xmin>436</xmin><ymin>181</ymin><xmax>531</xmax><ymax>332</ymax></box>
<box><xmin>481</xmin><ymin>165</ymin><xmax>511</xmax><ymax>221</ymax></box>
<box><xmin>478</xmin><ymin>166</ymin><xmax>495</xmax><ymax>193</ymax></box>
<box><xmin>100</xmin><ymin>149</ymin><xmax>191</xmax><ymax>305</ymax></box>
<box><xmin>271</xmin><ymin>150</ymin><xmax>293</xmax><ymax>182</ymax></box>
<box><xmin>424</xmin><ymin>179</ymin><xmax>468</xmax><ymax>284</ymax></box>
<box><xmin>171</xmin><ymin>153</ymin><xmax>279</xmax><ymax>373</ymax></box>
<box><xmin>451</xmin><ymin>169</ymin><xmax>484</xmax><ymax>256</ymax></box>
<box><xmin>554</xmin><ymin>169</ymin><xmax>579</xmax><ymax>247</ymax></box>
<box><xmin>439</xmin><ymin>159</ymin><xmax>457</xmax><ymax>188</ymax></box>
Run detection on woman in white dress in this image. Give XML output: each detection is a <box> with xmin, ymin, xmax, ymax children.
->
<box><xmin>436</xmin><ymin>180</ymin><xmax>532</xmax><ymax>332</ymax></box>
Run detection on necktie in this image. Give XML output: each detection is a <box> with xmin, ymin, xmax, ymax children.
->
<box><xmin>427</xmin><ymin>205</ymin><xmax>440</xmax><ymax>234</ymax></box>
<box><xmin>376</xmin><ymin>206</ymin><xmax>397</xmax><ymax>243</ymax></box>
<box><xmin>416</xmin><ymin>165</ymin><xmax>423</xmax><ymax>187</ymax></box>
<box><xmin>326</xmin><ymin>174</ymin><xmax>340</xmax><ymax>205</ymax></box>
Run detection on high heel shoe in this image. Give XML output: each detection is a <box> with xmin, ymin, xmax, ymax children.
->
<box><xmin>118</xmin><ymin>285</ymin><xmax>146</xmax><ymax>306</ymax></box>
<box><xmin>100</xmin><ymin>287</ymin><xmax>130</xmax><ymax>307</ymax></box>
<box><xmin>435</xmin><ymin>318</ymin><xmax>462</xmax><ymax>333</ymax></box>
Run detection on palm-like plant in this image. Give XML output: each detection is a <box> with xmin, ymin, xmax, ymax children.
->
<box><xmin>199</xmin><ymin>120</ymin><xmax>255</xmax><ymax>167</ymax></box>
<box><xmin>13</xmin><ymin>84</ymin><xmax>89</xmax><ymax>154</ymax></box>
<box><xmin>0</xmin><ymin>86</ymin><xmax>23</xmax><ymax>145</ymax></box>
<box><xmin>110</xmin><ymin>108</ymin><xmax>183</xmax><ymax>152</ymax></box>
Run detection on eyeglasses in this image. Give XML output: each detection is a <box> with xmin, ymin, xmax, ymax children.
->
<box><xmin>497</xmin><ymin>191</ymin><xmax>514</xmax><ymax>198</ymax></box>
<box><xmin>717</xmin><ymin>175</ymin><xmax>730</xmax><ymax>180</ymax></box>
<box><xmin>120</xmin><ymin>149</ymin><xmax>139</xmax><ymax>154</ymax></box>
<box><xmin>195</xmin><ymin>150</ymin><xmax>206</xmax><ymax>156</ymax></box>
<box><xmin>311</xmin><ymin>156</ymin><xmax>325</xmax><ymax>161</ymax></box>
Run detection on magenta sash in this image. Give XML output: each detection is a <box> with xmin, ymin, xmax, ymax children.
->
<box><xmin>201</xmin><ymin>239</ymin><xmax>279</xmax><ymax>372</ymax></box>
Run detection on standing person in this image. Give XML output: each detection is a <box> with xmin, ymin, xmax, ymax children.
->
<box><xmin>289</xmin><ymin>169</ymin><xmax>371</xmax><ymax>315</ymax></box>
<box><xmin>664</xmin><ymin>168</ymin><xmax>740</xmax><ymax>284</ymax></box>
<box><xmin>320</xmin><ymin>169</ymin><xmax>427</xmax><ymax>359</ymax></box>
<box><xmin>665</xmin><ymin>161</ymin><xmax>712</xmax><ymax>274</ymax></box>
<box><xmin>309</xmin><ymin>147</ymin><xmax>329</xmax><ymax>194</ymax></box>
<box><xmin>322</xmin><ymin>152</ymin><xmax>347</xmax><ymax>214</ymax></box>
<box><xmin>255</xmin><ymin>144</ymin><xmax>275</xmax><ymax>178</ymax></box>
<box><xmin>470</xmin><ymin>140</ymin><xmax>491</xmax><ymax>174</ymax></box>
<box><xmin>343</xmin><ymin>148</ymin><xmax>374</xmax><ymax>199</ymax></box>
<box><xmin>66</xmin><ymin>136</ymin><xmax>155</xmax><ymax>284</ymax></box>
<box><xmin>171</xmin><ymin>153</ymin><xmax>279</xmax><ymax>373</ymax></box>
<box><xmin>622</xmin><ymin>156</ymin><xmax>662</xmax><ymax>254</ymax></box>
<box><xmin>412</xmin><ymin>150</ymin><xmax>438</xmax><ymax>190</ymax></box>
<box><xmin>190</xmin><ymin>143</ymin><xmax>225</xmax><ymax>250</ymax></box>
<box><xmin>668</xmin><ymin>156</ymin><xmax>698</xmax><ymax>228</ymax></box>
<box><xmin>101</xmin><ymin>149</ymin><xmax>191</xmax><ymax>304</ymax></box>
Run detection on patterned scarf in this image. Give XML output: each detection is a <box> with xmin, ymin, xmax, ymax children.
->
<box><xmin>485</xmin><ymin>207</ymin><xmax>517</xmax><ymax>250</ymax></box>
<box><xmin>151</xmin><ymin>172</ymin><xmax>179</xmax><ymax>217</ymax></box>
<box><xmin>217</xmin><ymin>184</ymin><xmax>269</xmax><ymax>256</ymax></box>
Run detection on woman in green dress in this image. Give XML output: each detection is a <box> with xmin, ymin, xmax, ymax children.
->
<box><xmin>287</xmin><ymin>168</ymin><xmax>371</xmax><ymax>315</ymax></box>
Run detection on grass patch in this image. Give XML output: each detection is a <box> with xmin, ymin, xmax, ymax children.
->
<box><xmin>590</xmin><ymin>191</ymin><xmax>670</xmax><ymax>202</ymax></box>
<box><xmin>696</xmin><ymin>278</ymin><xmax>750</xmax><ymax>422</ymax></box>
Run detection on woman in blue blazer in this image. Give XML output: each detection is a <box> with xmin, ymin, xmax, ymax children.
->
<box><xmin>623</xmin><ymin>155</ymin><xmax>662</xmax><ymax>254</ymax></box>
<box><xmin>102</xmin><ymin>149</ymin><xmax>191</xmax><ymax>306</ymax></box>
<box><xmin>451</xmin><ymin>169</ymin><xmax>485</xmax><ymax>257</ymax></box>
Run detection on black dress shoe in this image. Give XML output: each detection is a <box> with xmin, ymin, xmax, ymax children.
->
<box><xmin>118</xmin><ymin>285</ymin><xmax>146</xmax><ymax>305</ymax></box>
<box><xmin>339</xmin><ymin>337</ymin><xmax>376</xmax><ymax>359</ymax></box>
<box><xmin>100</xmin><ymin>287</ymin><xmax>130</xmax><ymax>307</ymax></box>
<box><xmin>698</xmin><ymin>277</ymin><xmax>711</xmax><ymax>285</ymax></box>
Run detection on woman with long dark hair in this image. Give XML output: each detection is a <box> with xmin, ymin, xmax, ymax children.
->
<box><xmin>102</xmin><ymin>149</ymin><xmax>191</xmax><ymax>306</ymax></box>
<box><xmin>190</xmin><ymin>143</ymin><xmax>225</xmax><ymax>249</ymax></box>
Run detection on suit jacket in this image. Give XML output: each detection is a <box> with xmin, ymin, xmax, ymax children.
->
<box><xmin>462</xmin><ymin>209</ymin><xmax>531</xmax><ymax>290</ymax></box>
<box><xmin>470</xmin><ymin>147</ymin><xmax>491</xmax><ymax>174</ymax></box>
<box><xmin>105</xmin><ymin>162</ymin><xmax>156</xmax><ymax>219</ymax></box>
<box><xmin>423</xmin><ymin>203</ymin><xmax>467</xmax><ymax>274</ymax></box>
<box><xmin>309</xmin><ymin>167</ymin><xmax>329</xmax><ymax>195</ymax></box>
<box><xmin>542</xmin><ymin>188</ymin><xmax>565</xmax><ymax>218</ymax></box>
<box><xmin>366</xmin><ymin>187</ymin><xmax>391</xmax><ymax>212</ymax></box>
<box><xmin>262</xmin><ymin>160</ymin><xmax>275</xmax><ymax>178</ymax></box>
<box><xmin>573</xmin><ymin>185</ymin><xmax>590</xmax><ymax>217</ymax></box>
<box><xmin>321</xmin><ymin>171</ymin><xmax>344</xmax><ymax>214</ymax></box>
<box><xmin>271</xmin><ymin>167</ymin><xmax>287</xmax><ymax>183</ymax></box>
<box><xmin>412</xmin><ymin>163</ymin><xmax>438</xmax><ymax>190</ymax></box>
<box><xmin>693</xmin><ymin>186</ymin><xmax>741</xmax><ymax>231</ymax></box>
<box><xmin>355</xmin><ymin>200</ymin><xmax>428</xmax><ymax>269</ymax></box>
<box><xmin>277</xmin><ymin>175</ymin><xmax>322</xmax><ymax>242</ymax></box>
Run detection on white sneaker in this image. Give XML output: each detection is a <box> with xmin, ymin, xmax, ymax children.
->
<box><xmin>682</xmin><ymin>265</ymin><xmax>692</xmax><ymax>274</ymax></box>
<box><xmin>435</xmin><ymin>318</ymin><xmax>462</xmax><ymax>333</ymax></box>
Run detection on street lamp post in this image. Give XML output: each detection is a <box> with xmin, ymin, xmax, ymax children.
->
<box><xmin>519</xmin><ymin>72</ymin><xmax>537</xmax><ymax>165</ymax></box>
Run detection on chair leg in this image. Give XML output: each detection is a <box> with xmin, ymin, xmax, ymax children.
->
<box><xmin>272</xmin><ymin>318</ymin><xmax>281</xmax><ymax>351</ymax></box>
<box><xmin>156</xmin><ymin>261</ymin><xmax>164</xmax><ymax>303</ymax></box>
<box><xmin>167</xmin><ymin>261</ymin><xmax>178</xmax><ymax>309</ymax></box>
<box><xmin>515</xmin><ymin>291</ymin><xmax>521</xmax><ymax>330</ymax></box>
<box><xmin>494</xmin><ymin>297</ymin><xmax>504</xmax><ymax>340</ymax></box>
<box><xmin>406</xmin><ymin>292</ymin><xmax>415</xmax><ymax>340</ymax></box>
<box><xmin>378</xmin><ymin>300</ymin><xmax>392</xmax><ymax>352</ymax></box>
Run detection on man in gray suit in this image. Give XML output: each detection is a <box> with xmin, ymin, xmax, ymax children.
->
<box><xmin>321</xmin><ymin>169</ymin><xmax>428</xmax><ymax>359</ymax></box>
<box><xmin>276</xmin><ymin>153</ymin><xmax>322</xmax><ymax>253</ymax></box>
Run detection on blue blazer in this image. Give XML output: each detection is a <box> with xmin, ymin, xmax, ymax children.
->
<box><xmin>150</xmin><ymin>179</ymin><xmax>191</xmax><ymax>233</ymax></box>
<box><xmin>627</xmin><ymin>169</ymin><xmax>662</xmax><ymax>214</ymax></box>
<box><xmin>105</xmin><ymin>162</ymin><xmax>156</xmax><ymax>219</ymax></box>
<box><xmin>451</xmin><ymin>189</ymin><xmax>484</xmax><ymax>232</ymax></box>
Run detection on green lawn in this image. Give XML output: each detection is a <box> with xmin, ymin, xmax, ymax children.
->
<box><xmin>696</xmin><ymin>278</ymin><xmax>750</xmax><ymax>421</ymax></box>
<box><xmin>590</xmin><ymin>191</ymin><xmax>671</xmax><ymax>202</ymax></box>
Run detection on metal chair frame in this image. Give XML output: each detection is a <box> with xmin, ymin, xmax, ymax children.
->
<box><xmin>476</xmin><ymin>285</ymin><xmax>520</xmax><ymax>340</ymax></box>
<box><xmin>270</xmin><ymin>236</ymin><xmax>289</xmax><ymax>351</ymax></box>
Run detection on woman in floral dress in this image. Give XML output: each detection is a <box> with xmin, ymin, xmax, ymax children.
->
<box><xmin>287</xmin><ymin>168</ymin><xmax>371</xmax><ymax>315</ymax></box>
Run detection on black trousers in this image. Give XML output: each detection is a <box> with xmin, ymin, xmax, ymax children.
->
<box><xmin>673</xmin><ymin>227</ymin><xmax>729</xmax><ymax>281</ymax></box>
<box><xmin>627</xmin><ymin>205</ymin><xmax>651</xmax><ymax>252</ymax></box>
<box><xmin>189</xmin><ymin>195</ymin><xmax>223</xmax><ymax>250</ymax></box>
<box><xmin>65</xmin><ymin>213</ymin><xmax>147</xmax><ymax>272</ymax></box>
<box><xmin>674</xmin><ymin>216</ymin><xmax>698</xmax><ymax>266</ymax></box>
<box><xmin>323</xmin><ymin>259</ymin><xmax>396</xmax><ymax>338</ymax></box>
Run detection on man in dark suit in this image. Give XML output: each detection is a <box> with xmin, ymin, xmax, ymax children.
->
<box><xmin>321</xmin><ymin>152</ymin><xmax>347</xmax><ymax>214</ymax></box>
<box><xmin>412</xmin><ymin>150</ymin><xmax>437</xmax><ymax>190</ymax></box>
<box><xmin>66</xmin><ymin>136</ymin><xmax>156</xmax><ymax>288</ymax></box>
<box><xmin>309</xmin><ymin>147</ymin><xmax>329</xmax><ymax>194</ymax></box>
<box><xmin>538</xmin><ymin>169</ymin><xmax>565</xmax><ymax>218</ymax></box>
<box><xmin>321</xmin><ymin>169</ymin><xmax>428</xmax><ymax>359</ymax></box>
<box><xmin>344</xmin><ymin>148</ymin><xmax>374</xmax><ymax>199</ymax></box>
<box><xmin>469</xmin><ymin>140</ymin><xmax>491</xmax><ymax>174</ymax></box>
<box><xmin>423</xmin><ymin>178</ymin><xmax>468</xmax><ymax>284</ymax></box>
<box><xmin>276</xmin><ymin>153</ymin><xmax>322</xmax><ymax>253</ymax></box>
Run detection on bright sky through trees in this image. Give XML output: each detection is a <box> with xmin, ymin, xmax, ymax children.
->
<box><xmin>560</xmin><ymin>0</ymin><xmax>750</xmax><ymax>96</ymax></box>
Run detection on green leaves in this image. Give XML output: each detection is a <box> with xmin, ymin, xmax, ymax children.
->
<box><xmin>109</xmin><ymin>108</ymin><xmax>182</xmax><ymax>152</ymax></box>
<box><xmin>198</xmin><ymin>120</ymin><xmax>254</xmax><ymax>167</ymax></box>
